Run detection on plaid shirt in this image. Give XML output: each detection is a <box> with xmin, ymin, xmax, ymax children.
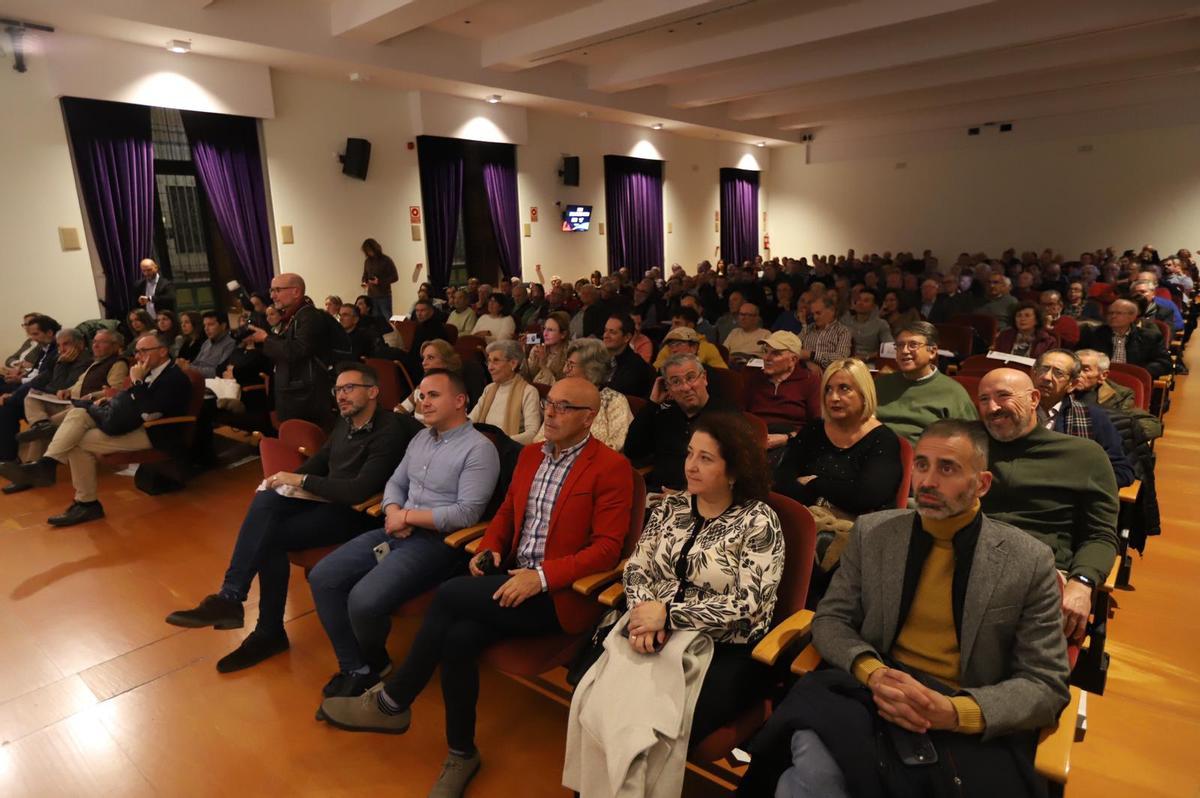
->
<box><xmin>515</xmin><ymin>436</ymin><xmax>591</xmax><ymax>581</ymax></box>
<box><xmin>799</xmin><ymin>320</ymin><xmax>853</xmax><ymax>369</ymax></box>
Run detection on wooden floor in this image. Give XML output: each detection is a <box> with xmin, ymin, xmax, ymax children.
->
<box><xmin>0</xmin><ymin>356</ymin><xmax>1198</xmax><ymax>797</ymax></box>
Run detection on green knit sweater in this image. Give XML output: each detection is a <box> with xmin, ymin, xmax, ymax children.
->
<box><xmin>876</xmin><ymin>371</ymin><xmax>979</xmax><ymax>444</ymax></box>
<box><xmin>982</xmin><ymin>425</ymin><xmax>1119</xmax><ymax>584</ymax></box>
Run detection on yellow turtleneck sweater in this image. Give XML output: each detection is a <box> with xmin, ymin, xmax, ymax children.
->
<box><xmin>852</xmin><ymin>500</ymin><xmax>985</xmax><ymax>734</ymax></box>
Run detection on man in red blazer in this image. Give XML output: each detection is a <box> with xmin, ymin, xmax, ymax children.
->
<box><xmin>318</xmin><ymin>377</ymin><xmax>633</xmax><ymax>798</ymax></box>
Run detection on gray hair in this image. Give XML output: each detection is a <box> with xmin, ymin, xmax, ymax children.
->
<box><xmin>1076</xmin><ymin>348</ymin><xmax>1110</xmax><ymax>371</ymax></box>
<box><xmin>95</xmin><ymin>328</ymin><xmax>124</xmax><ymax>347</ymax></box>
<box><xmin>661</xmin><ymin>352</ymin><xmax>704</xmax><ymax>376</ymax></box>
<box><xmin>919</xmin><ymin>419</ymin><xmax>990</xmax><ymax>472</ymax></box>
<box><xmin>57</xmin><ymin>328</ymin><xmax>85</xmax><ymax>345</ymax></box>
<box><xmin>486</xmin><ymin>339</ymin><xmax>525</xmax><ymax>366</ymax></box>
<box><xmin>1035</xmin><ymin>348</ymin><xmax>1082</xmax><ymax>381</ymax></box>
<box><xmin>566</xmin><ymin>338</ymin><xmax>612</xmax><ymax>386</ymax></box>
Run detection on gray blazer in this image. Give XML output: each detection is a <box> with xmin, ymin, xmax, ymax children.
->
<box><xmin>813</xmin><ymin>509</ymin><xmax>1071</xmax><ymax>741</ymax></box>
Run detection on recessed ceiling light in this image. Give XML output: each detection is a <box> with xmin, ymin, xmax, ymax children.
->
<box><xmin>651</xmin><ymin>123</ymin><xmax>663</xmax><ymax>130</ymax></box>
<box><xmin>487</xmin><ymin>94</ymin><xmax>502</xmax><ymax>104</ymax></box>
<box><xmin>166</xmin><ymin>39</ymin><xmax>191</xmax><ymax>54</ymax></box>
<box><xmin>756</xmin><ymin>141</ymin><xmax>766</xmax><ymax>148</ymax></box>
<box><xmin>579</xmin><ymin>111</ymin><xmax>590</xmax><ymax>118</ymax></box>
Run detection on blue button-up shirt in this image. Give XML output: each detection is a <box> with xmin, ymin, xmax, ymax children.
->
<box><xmin>515</xmin><ymin>435</ymin><xmax>590</xmax><ymax>570</ymax></box>
<box><xmin>381</xmin><ymin>420</ymin><xmax>499</xmax><ymax>534</ymax></box>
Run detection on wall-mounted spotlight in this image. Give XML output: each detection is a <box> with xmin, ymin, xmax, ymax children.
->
<box><xmin>651</xmin><ymin>123</ymin><xmax>663</xmax><ymax>130</ymax></box>
<box><xmin>166</xmin><ymin>39</ymin><xmax>191</xmax><ymax>54</ymax></box>
<box><xmin>486</xmin><ymin>94</ymin><xmax>502</xmax><ymax>104</ymax></box>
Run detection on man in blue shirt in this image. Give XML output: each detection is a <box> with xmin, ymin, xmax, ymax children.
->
<box><xmin>308</xmin><ymin>369</ymin><xmax>500</xmax><ymax>699</ymax></box>
<box><xmin>178</xmin><ymin>311</ymin><xmax>237</xmax><ymax>377</ymax></box>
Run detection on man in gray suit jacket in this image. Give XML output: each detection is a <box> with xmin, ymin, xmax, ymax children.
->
<box><xmin>741</xmin><ymin>419</ymin><xmax>1071</xmax><ymax>798</ymax></box>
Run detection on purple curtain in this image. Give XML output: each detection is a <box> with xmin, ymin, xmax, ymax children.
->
<box><xmin>61</xmin><ymin>98</ymin><xmax>155</xmax><ymax>318</ymax></box>
<box><xmin>604</xmin><ymin>155</ymin><xmax>664</xmax><ymax>281</ymax></box>
<box><xmin>720</xmin><ymin>167</ymin><xmax>759</xmax><ymax>267</ymax></box>
<box><xmin>180</xmin><ymin>110</ymin><xmax>275</xmax><ymax>296</ymax></box>
<box><xmin>481</xmin><ymin>149</ymin><xmax>521</xmax><ymax>281</ymax></box>
<box><xmin>417</xmin><ymin>136</ymin><xmax>465</xmax><ymax>291</ymax></box>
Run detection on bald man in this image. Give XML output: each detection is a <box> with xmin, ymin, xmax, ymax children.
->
<box><xmin>975</xmin><ymin>368</ymin><xmax>1118</xmax><ymax>641</ymax></box>
<box><xmin>1079</xmin><ymin>298</ymin><xmax>1173</xmax><ymax>379</ymax></box>
<box><xmin>132</xmin><ymin>258</ymin><xmax>175</xmax><ymax>315</ymax></box>
<box><xmin>248</xmin><ymin>273</ymin><xmax>336</xmax><ymax>427</ymax></box>
<box><xmin>318</xmin><ymin>375</ymin><xmax>633</xmax><ymax>797</ymax></box>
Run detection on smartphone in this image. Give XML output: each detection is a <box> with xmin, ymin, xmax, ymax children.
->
<box><xmin>526</xmin><ymin>333</ymin><xmax>541</xmax><ymax>345</ymax></box>
<box><xmin>372</xmin><ymin>542</ymin><xmax>391</xmax><ymax>564</ymax></box>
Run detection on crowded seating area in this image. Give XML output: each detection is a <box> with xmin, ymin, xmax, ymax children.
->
<box><xmin>2</xmin><ymin>243</ymin><xmax>1195</xmax><ymax>797</ymax></box>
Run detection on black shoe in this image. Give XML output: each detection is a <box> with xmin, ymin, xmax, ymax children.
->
<box><xmin>47</xmin><ymin>501</ymin><xmax>104</xmax><ymax>527</ymax></box>
<box><xmin>0</xmin><ymin>460</ymin><xmax>23</xmax><ymax>484</ymax></box>
<box><xmin>2</xmin><ymin>482</ymin><xmax>31</xmax><ymax>495</ymax></box>
<box><xmin>19</xmin><ymin>458</ymin><xmax>58</xmax><ymax>488</ymax></box>
<box><xmin>216</xmin><ymin>629</ymin><xmax>289</xmax><ymax>674</ymax></box>
<box><xmin>165</xmin><ymin>594</ymin><xmax>245</xmax><ymax>630</ymax></box>
<box><xmin>322</xmin><ymin>669</ymin><xmax>382</xmax><ymax>698</ymax></box>
<box><xmin>15</xmin><ymin>420</ymin><xmax>55</xmax><ymax>443</ymax></box>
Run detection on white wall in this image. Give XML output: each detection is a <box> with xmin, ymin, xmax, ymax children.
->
<box><xmin>0</xmin><ymin>53</ymin><xmax>101</xmax><ymax>354</ymax></box>
<box><xmin>767</xmin><ymin>123</ymin><xmax>1200</xmax><ymax>260</ymax></box>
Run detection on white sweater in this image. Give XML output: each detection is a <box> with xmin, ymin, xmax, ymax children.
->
<box><xmin>468</xmin><ymin>379</ymin><xmax>542</xmax><ymax>444</ymax></box>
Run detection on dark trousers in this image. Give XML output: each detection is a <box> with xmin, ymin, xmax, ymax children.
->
<box><xmin>220</xmin><ymin>490</ymin><xmax>377</xmax><ymax>633</ymax></box>
<box><xmin>370</xmin><ymin>295</ymin><xmax>393</xmax><ymax>321</ymax></box>
<box><xmin>691</xmin><ymin>643</ymin><xmax>768</xmax><ymax>743</ymax></box>
<box><xmin>382</xmin><ymin>574</ymin><xmax>562</xmax><ymax>752</ymax></box>
<box><xmin>0</xmin><ymin>382</ymin><xmax>32</xmax><ymax>461</ymax></box>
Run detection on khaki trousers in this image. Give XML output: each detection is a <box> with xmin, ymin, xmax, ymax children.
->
<box><xmin>21</xmin><ymin>396</ymin><xmax>70</xmax><ymax>462</ymax></box>
<box><xmin>44</xmin><ymin>408</ymin><xmax>152</xmax><ymax>503</ymax></box>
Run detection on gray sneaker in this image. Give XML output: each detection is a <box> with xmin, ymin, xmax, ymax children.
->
<box><xmin>318</xmin><ymin>683</ymin><xmax>411</xmax><ymax>735</ymax></box>
<box><xmin>429</xmin><ymin>751</ymin><xmax>481</xmax><ymax>798</ymax></box>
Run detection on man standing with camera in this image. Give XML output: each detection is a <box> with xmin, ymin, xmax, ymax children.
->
<box><xmin>246</xmin><ymin>273</ymin><xmax>335</xmax><ymax>429</ymax></box>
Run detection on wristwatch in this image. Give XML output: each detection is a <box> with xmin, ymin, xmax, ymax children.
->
<box><xmin>1069</xmin><ymin>573</ymin><xmax>1096</xmax><ymax>590</ymax></box>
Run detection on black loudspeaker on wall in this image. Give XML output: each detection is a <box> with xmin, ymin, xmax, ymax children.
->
<box><xmin>560</xmin><ymin>155</ymin><xmax>580</xmax><ymax>186</ymax></box>
<box><xmin>341</xmin><ymin>138</ymin><xmax>371</xmax><ymax>180</ymax></box>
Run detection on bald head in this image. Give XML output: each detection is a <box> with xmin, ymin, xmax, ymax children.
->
<box><xmin>543</xmin><ymin>377</ymin><xmax>600</xmax><ymax>448</ymax></box>
<box><xmin>977</xmin><ymin>368</ymin><xmax>1040</xmax><ymax>442</ymax></box>
<box><xmin>269</xmin><ymin>273</ymin><xmax>306</xmax><ymax>312</ymax></box>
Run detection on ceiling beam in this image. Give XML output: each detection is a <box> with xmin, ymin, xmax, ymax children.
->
<box><xmin>481</xmin><ymin>0</ymin><xmax>734</xmax><ymax>71</ymax></box>
<box><xmin>665</xmin><ymin>0</ymin><xmax>1199</xmax><ymax>108</ymax></box>
<box><xmin>587</xmin><ymin>0</ymin><xmax>996</xmax><ymax>93</ymax></box>
<box><xmin>730</xmin><ymin>17</ymin><xmax>1200</xmax><ymax>121</ymax></box>
<box><xmin>331</xmin><ymin>0</ymin><xmax>476</xmax><ymax>45</ymax></box>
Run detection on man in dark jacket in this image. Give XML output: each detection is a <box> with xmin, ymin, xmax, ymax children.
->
<box><xmin>2</xmin><ymin>332</ymin><xmax>192</xmax><ymax>527</ymax></box>
<box><xmin>165</xmin><ymin>362</ymin><xmax>419</xmax><ymax>674</ymax></box>
<box><xmin>602</xmin><ymin>313</ymin><xmax>655</xmax><ymax>397</ymax></box>
<box><xmin>1078</xmin><ymin>299</ymin><xmax>1173</xmax><ymax>378</ymax></box>
<box><xmin>248</xmin><ymin>273</ymin><xmax>335</xmax><ymax>428</ymax></box>
<box><xmin>132</xmin><ymin>258</ymin><xmax>176</xmax><ymax>314</ymax></box>
<box><xmin>0</xmin><ymin>328</ymin><xmax>92</xmax><ymax>463</ymax></box>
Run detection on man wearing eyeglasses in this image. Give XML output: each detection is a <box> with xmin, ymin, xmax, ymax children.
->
<box><xmin>1</xmin><ymin>332</ymin><xmax>191</xmax><ymax>527</ymax></box>
<box><xmin>1033</xmin><ymin>349</ymin><xmax>1133</xmax><ymax>487</ymax></box>
<box><xmin>246</xmin><ymin>273</ymin><xmax>336</xmax><ymax>429</ymax></box>
<box><xmin>876</xmin><ymin>322</ymin><xmax>977</xmax><ymax>445</ymax></box>
<box><xmin>165</xmin><ymin>362</ymin><xmax>417</xmax><ymax>674</ymax></box>
<box><xmin>624</xmin><ymin>353</ymin><xmax>738</xmax><ymax>492</ymax></box>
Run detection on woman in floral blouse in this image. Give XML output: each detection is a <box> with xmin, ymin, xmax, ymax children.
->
<box><xmin>622</xmin><ymin>412</ymin><xmax>784</xmax><ymax>742</ymax></box>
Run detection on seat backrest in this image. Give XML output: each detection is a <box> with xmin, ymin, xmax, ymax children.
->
<box><xmin>764</xmin><ymin>492</ymin><xmax>817</xmax><ymax>625</ymax></box>
<box><xmin>396</xmin><ymin>319</ymin><xmax>417</xmax><ymax>350</ymax></box>
<box><xmin>742</xmin><ymin>412</ymin><xmax>769</xmax><ymax>449</ymax></box>
<box><xmin>620</xmin><ymin>469</ymin><xmax>649</xmax><ymax>559</ymax></box>
<box><xmin>1152</xmin><ymin>319</ymin><xmax>1171</xmax><ymax>344</ymax></box>
<box><xmin>894</xmin><ymin>434</ymin><xmax>914</xmax><ymax>509</ymax></box>
<box><xmin>624</xmin><ymin>394</ymin><xmax>648</xmax><ymax>416</ymax></box>
<box><xmin>442</xmin><ymin>323</ymin><xmax>458</xmax><ymax>344</ymax></box>
<box><xmin>394</xmin><ymin>359</ymin><xmax>417</xmax><ymax>396</ymax></box>
<box><xmin>714</xmin><ymin>342</ymin><xmax>731</xmax><ymax>367</ymax></box>
<box><xmin>456</xmin><ymin>335</ymin><xmax>487</xmax><ymax>355</ymax></box>
<box><xmin>706</xmin><ymin>366</ymin><xmax>745</xmax><ymax>409</ymax></box>
<box><xmin>532</xmin><ymin>381</ymin><xmax>551</xmax><ymax>400</ymax></box>
<box><xmin>363</xmin><ymin>357</ymin><xmax>403</xmax><ymax>409</ymax></box>
<box><xmin>951</xmin><ymin>374</ymin><xmax>982</xmax><ymax>402</ymax></box>
<box><xmin>958</xmin><ymin>354</ymin><xmax>1030</xmax><ymax>376</ymax></box>
<box><xmin>259</xmin><ymin>437</ymin><xmax>303</xmax><ymax>477</ymax></box>
<box><xmin>949</xmin><ymin>314</ymin><xmax>998</xmax><ymax>350</ymax></box>
<box><xmin>1106</xmin><ymin>370</ymin><xmax>1147</xmax><ymax>410</ymax></box>
<box><xmin>1108</xmin><ymin>362</ymin><xmax>1153</xmax><ymax>401</ymax></box>
<box><xmin>182</xmin><ymin>366</ymin><xmax>206</xmax><ymax>418</ymax></box>
<box><xmin>278</xmin><ymin>418</ymin><xmax>327</xmax><ymax>456</ymax></box>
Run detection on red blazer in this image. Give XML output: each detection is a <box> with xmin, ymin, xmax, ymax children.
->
<box><xmin>478</xmin><ymin>437</ymin><xmax>632</xmax><ymax>634</ymax></box>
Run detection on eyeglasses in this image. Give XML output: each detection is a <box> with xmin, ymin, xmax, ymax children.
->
<box><xmin>541</xmin><ymin>398</ymin><xmax>590</xmax><ymax>414</ymax></box>
<box><xmin>895</xmin><ymin>341</ymin><xmax>932</xmax><ymax>351</ymax></box>
<box><xmin>331</xmin><ymin>383</ymin><xmax>371</xmax><ymax>396</ymax></box>
<box><xmin>1033</xmin><ymin>365</ymin><xmax>1071</xmax><ymax>380</ymax></box>
<box><xmin>665</xmin><ymin>372</ymin><xmax>703</xmax><ymax>389</ymax></box>
<box><xmin>134</xmin><ymin>345</ymin><xmax>165</xmax><ymax>354</ymax></box>
<box><xmin>268</xmin><ymin>285</ymin><xmax>299</xmax><ymax>294</ymax></box>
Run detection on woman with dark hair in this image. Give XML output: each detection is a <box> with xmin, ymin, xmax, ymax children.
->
<box><xmin>174</xmin><ymin>311</ymin><xmax>205</xmax><ymax>360</ymax></box>
<box><xmin>353</xmin><ymin>294</ymin><xmax>388</xmax><ymax>338</ymax></box>
<box><xmin>471</xmin><ymin>293</ymin><xmax>516</xmax><ymax>342</ymax></box>
<box><xmin>124</xmin><ymin>309</ymin><xmax>155</xmax><ymax>356</ymax></box>
<box><xmin>879</xmin><ymin>288</ymin><xmax>921</xmax><ymax>335</ymax></box>
<box><xmin>994</xmin><ymin>301</ymin><xmax>1057</xmax><ymax>358</ymax></box>
<box><xmin>248</xmin><ymin>293</ymin><xmax>270</xmax><ymax>328</ymax></box>
<box><xmin>155</xmin><ymin>310</ymin><xmax>181</xmax><ymax>349</ymax></box>
<box><xmin>568</xmin><ymin>413</ymin><xmax>784</xmax><ymax>792</ymax></box>
<box><xmin>360</xmin><ymin>237</ymin><xmax>398</xmax><ymax>320</ymax></box>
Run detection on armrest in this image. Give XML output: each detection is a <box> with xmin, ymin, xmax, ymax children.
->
<box><xmin>444</xmin><ymin>523</ymin><xmax>489</xmax><ymax>549</ymax></box>
<box><xmin>1118</xmin><ymin>480</ymin><xmax>1141</xmax><ymax>504</ymax></box>
<box><xmin>465</xmin><ymin>538</ymin><xmax>482</xmax><ymax>556</ymax></box>
<box><xmin>1153</xmin><ymin>377</ymin><xmax>1172</xmax><ymax>391</ymax></box>
<box><xmin>635</xmin><ymin>464</ymin><xmax>653</xmax><ymax>477</ymax></box>
<box><xmin>352</xmin><ymin>493</ymin><xmax>382</xmax><ymax>513</ymax></box>
<box><xmin>598</xmin><ymin>582</ymin><xmax>626</xmax><ymax>608</ymax></box>
<box><xmin>298</xmin><ymin>446</ymin><xmax>312</xmax><ymax>457</ymax></box>
<box><xmin>790</xmin><ymin>644</ymin><xmax>824</xmax><ymax>676</ymax></box>
<box><xmin>366</xmin><ymin>503</ymin><xmax>383</xmax><ymax>518</ymax></box>
<box><xmin>241</xmin><ymin>384</ymin><xmax>266</xmax><ymax>394</ymax></box>
<box><xmin>573</xmin><ymin>560</ymin><xmax>627</xmax><ymax>596</ymax></box>
<box><xmin>1101</xmin><ymin>554</ymin><xmax>1120</xmax><ymax>593</ymax></box>
<box><xmin>142</xmin><ymin>415</ymin><xmax>196</xmax><ymax>429</ymax></box>
<box><xmin>751</xmin><ymin>609</ymin><xmax>815</xmax><ymax>666</ymax></box>
<box><xmin>1034</xmin><ymin>686</ymin><xmax>1081</xmax><ymax>784</ymax></box>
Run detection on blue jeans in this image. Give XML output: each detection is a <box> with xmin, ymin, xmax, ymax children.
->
<box><xmin>308</xmin><ymin>527</ymin><xmax>466</xmax><ymax>673</ymax></box>
<box><xmin>220</xmin><ymin>490</ymin><xmax>377</xmax><ymax>633</ymax></box>
<box><xmin>370</xmin><ymin>295</ymin><xmax>393</xmax><ymax>320</ymax></box>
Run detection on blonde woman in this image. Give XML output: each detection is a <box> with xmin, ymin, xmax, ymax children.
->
<box><xmin>468</xmin><ymin>340</ymin><xmax>542</xmax><ymax>444</ymax></box>
<box><xmin>395</xmin><ymin>340</ymin><xmax>461</xmax><ymax>421</ymax></box>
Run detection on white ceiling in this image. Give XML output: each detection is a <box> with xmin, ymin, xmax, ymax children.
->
<box><xmin>4</xmin><ymin>0</ymin><xmax>1200</xmax><ymax>150</ymax></box>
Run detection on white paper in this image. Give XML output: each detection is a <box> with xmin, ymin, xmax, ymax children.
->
<box><xmin>985</xmin><ymin>350</ymin><xmax>1036</xmax><ymax>367</ymax></box>
<box><xmin>26</xmin><ymin>390</ymin><xmax>72</xmax><ymax>405</ymax></box>
<box><xmin>256</xmin><ymin>480</ymin><xmax>329</xmax><ymax>503</ymax></box>
<box><xmin>205</xmin><ymin>378</ymin><xmax>242</xmax><ymax>401</ymax></box>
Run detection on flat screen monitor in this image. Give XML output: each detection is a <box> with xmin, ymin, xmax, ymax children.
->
<box><xmin>562</xmin><ymin>204</ymin><xmax>591</xmax><ymax>232</ymax></box>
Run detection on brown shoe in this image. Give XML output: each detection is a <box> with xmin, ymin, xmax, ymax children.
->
<box><xmin>318</xmin><ymin>683</ymin><xmax>411</xmax><ymax>735</ymax></box>
<box><xmin>429</xmin><ymin>751</ymin><xmax>481</xmax><ymax>798</ymax></box>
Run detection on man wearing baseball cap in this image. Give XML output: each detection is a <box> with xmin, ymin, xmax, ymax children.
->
<box><xmin>743</xmin><ymin>331</ymin><xmax>822</xmax><ymax>449</ymax></box>
<box><xmin>653</xmin><ymin>320</ymin><xmax>729</xmax><ymax>370</ymax></box>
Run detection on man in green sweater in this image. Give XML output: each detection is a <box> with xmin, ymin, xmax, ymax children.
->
<box><xmin>976</xmin><ymin>368</ymin><xmax>1118</xmax><ymax>642</ymax></box>
<box><xmin>876</xmin><ymin>321</ymin><xmax>978</xmax><ymax>444</ymax></box>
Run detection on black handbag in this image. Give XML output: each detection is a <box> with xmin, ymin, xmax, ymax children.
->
<box><xmin>86</xmin><ymin>391</ymin><xmax>143</xmax><ymax>436</ymax></box>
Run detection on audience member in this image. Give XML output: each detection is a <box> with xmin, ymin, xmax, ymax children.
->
<box><xmin>723</xmin><ymin>302</ymin><xmax>769</xmax><ymax>362</ymax></box>
<box><xmin>653</xmin><ymin>319</ymin><xmax>728</xmax><ymax>370</ymax></box>
<box><xmin>3</xmin><ymin>315</ymin><xmax>59</xmax><ymax>393</ymax></box>
<box><xmin>1130</xmin><ymin>278</ymin><xmax>1184</xmax><ymax>333</ymax></box>
<box><xmin>740</xmin><ymin>420</ymin><xmax>1070</xmax><ymax>798</ymax></box>
<box><xmin>1079</xmin><ymin>299</ymin><xmax>1173</xmax><ymax>379</ymax></box>
<box><xmin>1062</xmin><ymin>280</ymin><xmax>1102</xmax><ymax>321</ymax></box>
<box><xmin>336</xmin><ymin>304</ymin><xmax>377</xmax><ymax>361</ymax></box>
<box><xmin>979</xmin><ymin>274</ymin><xmax>1019</xmax><ymax>331</ymax></box>
<box><xmin>523</xmin><ymin>311</ymin><xmax>571</xmax><ymax>385</ymax></box>
<box><xmin>976</xmin><ymin>369</ymin><xmax>1118</xmax><ymax>640</ymax></box>
<box><xmin>566</xmin><ymin>413</ymin><xmax>782</xmax><ymax>795</ymax></box>
<box><xmin>1038</xmin><ymin>290</ymin><xmax>1080</xmax><ymax>348</ymax></box>
<box><xmin>472</xmin><ymin>293</ymin><xmax>517</xmax><ymax>342</ymax></box>
<box><xmin>625</xmin><ymin>353</ymin><xmax>739</xmax><ymax>492</ymax></box>
<box><xmin>308</xmin><ymin>369</ymin><xmax>499</xmax><ymax>695</ymax></box>
<box><xmin>992</xmin><ymin>301</ymin><xmax>1057</xmax><ymax>358</ymax></box>
<box><xmin>876</xmin><ymin>323</ymin><xmax>977</xmax><ymax>444</ymax></box>
<box><xmin>165</xmin><ymin>363</ymin><xmax>416</xmax><ymax>673</ymax></box>
<box><xmin>840</xmin><ymin>291</ymin><xmax>893</xmax><ymax>361</ymax></box>
<box><xmin>360</xmin><ymin>238</ymin><xmax>399</xmax><ymax>320</ymax></box>
<box><xmin>173</xmin><ymin>312</ymin><xmax>205</xmax><ymax>360</ymax></box>
<box><xmin>715</xmin><ymin>290</ymin><xmax>745</xmax><ymax>343</ymax></box>
<box><xmin>133</xmin><ymin>258</ymin><xmax>176</xmax><ymax>314</ymax></box>
<box><xmin>5</xmin><ymin>313</ymin><xmax>46</xmax><ymax>374</ymax></box>
<box><xmin>0</xmin><ymin>328</ymin><xmax>92</xmax><ymax>465</ymax></box>
<box><xmin>1</xmin><ymin>332</ymin><xmax>191</xmax><ymax>527</ymax></box>
<box><xmin>318</xmin><ymin>378</ymin><xmax>630</xmax><ymax>798</ymax></box>
<box><xmin>602</xmin><ymin>313</ymin><xmax>656</xmax><ymax>397</ymax></box>
<box><xmin>124</xmin><ymin>310</ymin><xmax>155</xmax><ymax>357</ymax></box>
<box><xmin>742</xmin><ymin>331</ymin><xmax>821</xmax><ymax>447</ymax></box>
<box><xmin>571</xmin><ymin>284</ymin><xmax>609</xmax><ymax>340</ymax></box>
<box><xmin>324</xmin><ymin>295</ymin><xmax>343</xmax><ymax>317</ymax></box>
<box><xmin>177</xmin><ymin>311</ymin><xmax>237</xmax><ymax>378</ymax></box>
<box><xmin>1075</xmin><ymin>349</ymin><xmax>1138</xmax><ymax>414</ymax></box>
<box><xmin>468</xmin><ymin>340</ymin><xmax>541</xmax><ymax>445</ymax></box>
<box><xmin>879</xmin><ymin>289</ymin><xmax>921</xmax><ymax>335</ymax></box>
<box><xmin>799</xmin><ymin>296</ymin><xmax>854</xmax><ymax>371</ymax></box>
<box><xmin>1033</xmin><ymin>349</ymin><xmax>1134</xmax><ymax>487</ymax></box>
<box><xmin>533</xmin><ymin>338</ymin><xmax>633</xmax><ymax>452</ymax></box>
<box><xmin>447</xmin><ymin>289</ymin><xmax>478</xmax><ymax>335</ymax></box>
<box><xmin>155</xmin><ymin>310</ymin><xmax>181</xmax><ymax>351</ymax></box>
<box><xmin>628</xmin><ymin>310</ymin><xmax>654</xmax><ymax>363</ymax></box>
